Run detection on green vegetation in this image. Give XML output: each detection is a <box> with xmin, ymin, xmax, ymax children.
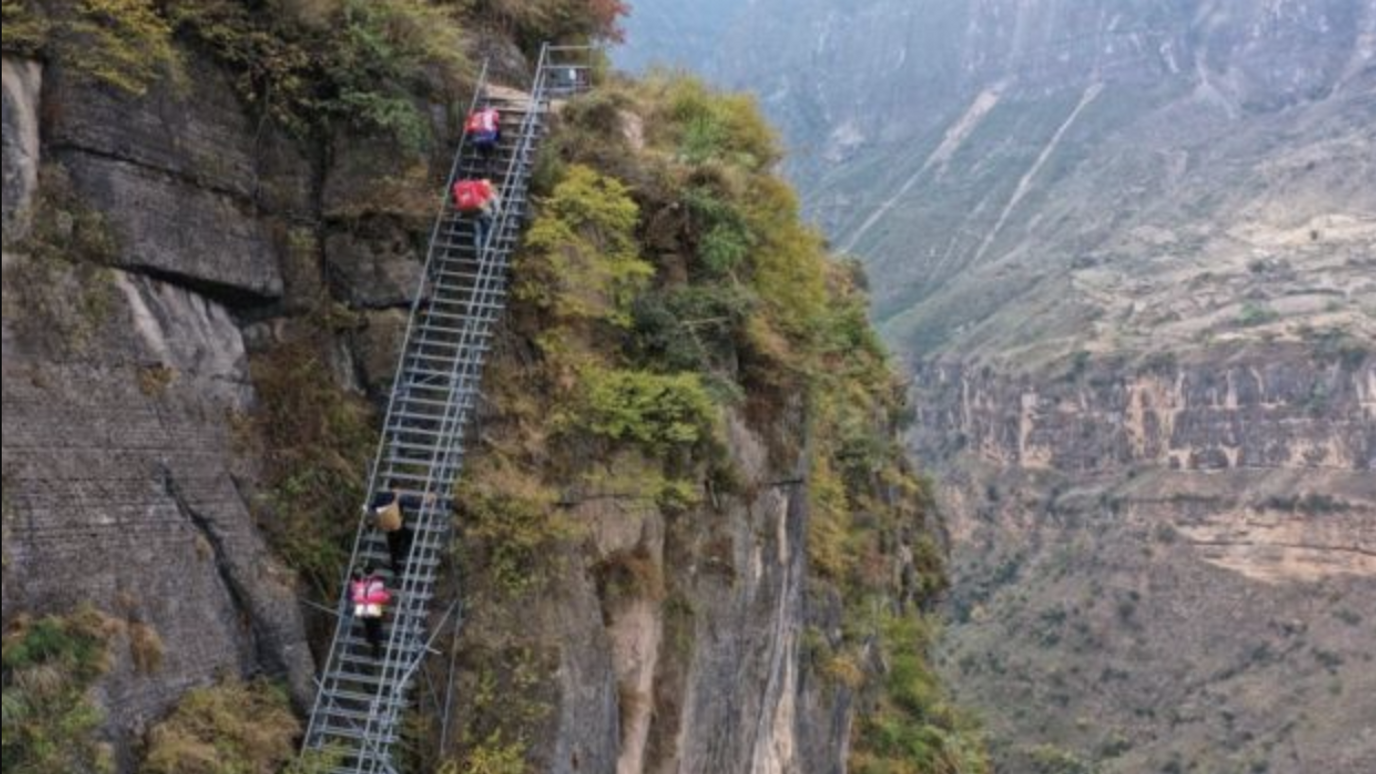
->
<box><xmin>2</xmin><ymin>608</ymin><xmax>114</xmax><ymax>774</ymax></box>
<box><xmin>2</xmin><ymin>164</ymin><xmax>120</xmax><ymax>354</ymax></box>
<box><xmin>2</xmin><ymin>0</ymin><xmax>181</xmax><ymax>94</ymax></box>
<box><xmin>167</xmin><ymin>0</ymin><xmax>466</xmax><ymax>150</ymax></box>
<box><xmin>138</xmin><ymin>679</ymin><xmax>299</xmax><ymax>774</ymax></box>
<box><xmin>851</xmin><ymin>615</ymin><xmax>990</xmax><ymax>774</ymax></box>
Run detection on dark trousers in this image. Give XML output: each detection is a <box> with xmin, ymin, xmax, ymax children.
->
<box><xmin>473</xmin><ymin>213</ymin><xmax>493</xmax><ymax>254</ymax></box>
<box><xmin>385</xmin><ymin>527</ymin><xmax>413</xmax><ymax>571</ymax></box>
<box><xmin>362</xmin><ymin>616</ymin><xmax>384</xmax><ymax>659</ymax></box>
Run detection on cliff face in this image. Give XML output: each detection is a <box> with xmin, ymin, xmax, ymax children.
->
<box><xmin>920</xmin><ymin>362</ymin><xmax>1375</xmax><ymax>772</ymax></box>
<box><xmin>2</xmin><ymin>52</ymin><xmax>315</xmax><ymax>768</ymax></box>
<box><xmin>449</xmin><ymin>413</ymin><xmax>851</xmax><ymax>774</ymax></box>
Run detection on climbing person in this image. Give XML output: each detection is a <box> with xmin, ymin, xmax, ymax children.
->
<box><xmin>452</xmin><ymin>178</ymin><xmax>501</xmax><ymax>254</ymax></box>
<box><xmin>350</xmin><ymin>564</ymin><xmax>390</xmax><ymax>660</ymax></box>
<box><xmin>369</xmin><ymin>488</ymin><xmax>437</xmax><ymax>571</ymax></box>
<box><xmin>465</xmin><ymin>103</ymin><xmax>501</xmax><ymax>171</ymax></box>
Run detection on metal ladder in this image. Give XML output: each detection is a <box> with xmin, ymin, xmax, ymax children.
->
<box><xmin>301</xmin><ymin>44</ymin><xmax>594</xmax><ymax>774</ymax></box>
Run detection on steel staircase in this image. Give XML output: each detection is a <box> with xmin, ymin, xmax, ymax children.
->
<box><xmin>301</xmin><ymin>45</ymin><xmax>594</xmax><ymax>774</ymax></box>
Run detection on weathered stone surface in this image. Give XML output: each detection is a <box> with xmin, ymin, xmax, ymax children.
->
<box><xmin>325</xmin><ymin>221</ymin><xmax>424</xmax><ymax>308</ymax></box>
<box><xmin>45</xmin><ymin>55</ymin><xmax>257</xmax><ymax>200</ymax></box>
<box><xmin>321</xmin><ymin>132</ymin><xmax>436</xmax><ymax>221</ymax></box>
<box><xmin>915</xmin><ymin>348</ymin><xmax>1376</xmax><ymax>772</ymax></box>
<box><xmin>2</xmin><ymin>56</ymin><xmax>41</xmax><ymax>240</ymax></box>
<box><xmin>60</xmin><ymin>151</ymin><xmax>283</xmax><ymax>298</ymax></box>
<box><xmin>350</xmin><ymin>309</ymin><xmax>408</xmax><ymax>397</ymax></box>
<box><xmin>1</xmin><ymin>265</ymin><xmax>313</xmax><ymax>767</ymax></box>
<box><xmin>452</xmin><ymin>409</ymin><xmax>856</xmax><ymax>774</ymax></box>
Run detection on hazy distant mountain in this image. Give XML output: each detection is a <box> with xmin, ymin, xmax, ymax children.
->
<box><xmin>619</xmin><ymin>3</ymin><xmax>1376</xmax><ymax>771</ymax></box>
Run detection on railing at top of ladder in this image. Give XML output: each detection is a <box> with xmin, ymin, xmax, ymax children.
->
<box><xmin>300</xmin><ymin>43</ymin><xmax>596</xmax><ymax>773</ymax></box>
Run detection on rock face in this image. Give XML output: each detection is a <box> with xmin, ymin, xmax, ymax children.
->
<box><xmin>1</xmin><ymin>57</ymin><xmax>41</xmax><ymax>238</ymax></box>
<box><xmin>1</xmin><ymin>50</ymin><xmax>323</xmax><ymax>768</ymax></box>
<box><xmin>43</xmin><ymin>57</ymin><xmax>289</xmax><ymax>299</ymax></box>
<box><xmin>916</xmin><ymin>350</ymin><xmax>1374</xmax><ymax>476</ymax></box>
<box><xmin>1</xmin><ymin>263</ymin><xmax>313</xmax><ymax>766</ymax></box>
<box><xmin>452</xmin><ymin>413</ymin><xmax>855</xmax><ymax>774</ymax></box>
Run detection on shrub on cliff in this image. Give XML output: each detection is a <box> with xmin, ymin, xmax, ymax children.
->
<box><xmin>443</xmin><ymin>73</ymin><xmax>986</xmax><ymax>771</ymax></box>
<box><xmin>1</xmin><ymin>0</ymin><xmax>181</xmax><ymax>94</ymax></box>
<box><xmin>1</xmin><ymin>608</ymin><xmax>115</xmax><ymax>774</ymax></box>
<box><xmin>138</xmin><ymin>678</ymin><xmax>300</xmax><ymax>774</ymax></box>
<box><xmin>167</xmin><ymin>0</ymin><xmax>468</xmax><ymax>150</ymax></box>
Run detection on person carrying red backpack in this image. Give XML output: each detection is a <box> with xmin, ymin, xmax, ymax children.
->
<box><xmin>465</xmin><ymin>104</ymin><xmax>501</xmax><ymax>169</ymax></box>
<box><xmin>350</xmin><ymin>565</ymin><xmax>391</xmax><ymax>659</ymax></box>
<box><xmin>452</xmin><ymin>178</ymin><xmax>501</xmax><ymax>254</ymax></box>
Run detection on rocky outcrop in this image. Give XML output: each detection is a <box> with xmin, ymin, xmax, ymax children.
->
<box><xmin>2</xmin><ymin>57</ymin><xmax>41</xmax><ymax>239</ymax></box>
<box><xmin>1</xmin><ymin>263</ymin><xmax>312</xmax><ymax>766</ymax></box>
<box><xmin>324</xmin><ymin>220</ymin><xmax>424</xmax><ymax>309</ymax></box>
<box><xmin>42</xmin><ymin>55</ymin><xmax>298</xmax><ymax>299</ymax></box>
<box><xmin>452</xmin><ymin>413</ymin><xmax>854</xmax><ymax>774</ymax></box>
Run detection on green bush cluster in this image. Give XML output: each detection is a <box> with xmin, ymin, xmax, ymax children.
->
<box><xmin>167</xmin><ymin>0</ymin><xmax>468</xmax><ymax>150</ymax></box>
<box><xmin>570</xmin><ymin>367</ymin><xmax>714</xmax><ymax>455</ymax></box>
<box><xmin>138</xmin><ymin>678</ymin><xmax>300</xmax><ymax>774</ymax></box>
<box><xmin>2</xmin><ymin>0</ymin><xmax>181</xmax><ymax>94</ymax></box>
<box><xmin>517</xmin><ymin>164</ymin><xmax>649</xmax><ymax>328</ymax></box>
<box><xmin>1</xmin><ymin>608</ymin><xmax>114</xmax><ymax>774</ymax></box>
<box><xmin>851</xmin><ymin>615</ymin><xmax>991</xmax><ymax>774</ymax></box>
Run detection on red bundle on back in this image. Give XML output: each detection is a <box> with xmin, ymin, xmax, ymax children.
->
<box><xmin>453</xmin><ymin>179</ymin><xmax>493</xmax><ymax>212</ymax></box>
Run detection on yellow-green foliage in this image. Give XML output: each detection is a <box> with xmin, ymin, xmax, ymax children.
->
<box><xmin>646</xmin><ymin>75</ymin><xmax>780</xmax><ymax>170</ymax></box>
<box><xmin>454</xmin><ymin>471</ymin><xmax>573</xmax><ymax>597</ymax></box>
<box><xmin>569</xmin><ymin>366</ymin><xmax>714</xmax><ymax>456</ymax></box>
<box><xmin>1</xmin><ymin>608</ymin><xmax>115</xmax><ymax>774</ymax></box>
<box><xmin>138</xmin><ymin>679</ymin><xmax>299</xmax><ymax>774</ymax></box>
<box><xmin>850</xmin><ymin>616</ymin><xmax>991</xmax><ymax>774</ymax></box>
<box><xmin>246</xmin><ymin>313</ymin><xmax>376</xmax><ymax>597</ymax></box>
<box><xmin>3</xmin><ymin>0</ymin><xmax>181</xmax><ymax>94</ymax></box>
<box><xmin>518</xmin><ymin>163</ymin><xmax>649</xmax><ymax>329</ymax></box>
<box><xmin>166</xmin><ymin>0</ymin><xmax>467</xmax><ymax>148</ymax></box>
<box><xmin>1</xmin><ymin>0</ymin><xmax>50</xmax><ymax>54</ymax></box>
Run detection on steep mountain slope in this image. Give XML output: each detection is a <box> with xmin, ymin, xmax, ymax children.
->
<box><xmin>619</xmin><ymin>1</ymin><xmax>1376</xmax><ymax>771</ymax></box>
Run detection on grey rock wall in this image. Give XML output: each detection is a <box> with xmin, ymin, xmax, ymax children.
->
<box><xmin>453</xmin><ymin>412</ymin><xmax>855</xmax><ymax>774</ymax></box>
<box><xmin>1</xmin><ymin>264</ymin><xmax>313</xmax><ymax>766</ymax></box>
<box><xmin>2</xmin><ymin>57</ymin><xmax>41</xmax><ymax>239</ymax></box>
<box><xmin>43</xmin><ymin>55</ymin><xmax>296</xmax><ymax>299</ymax></box>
